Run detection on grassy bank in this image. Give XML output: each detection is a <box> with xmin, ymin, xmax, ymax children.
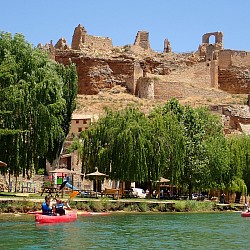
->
<box><xmin>0</xmin><ymin>196</ymin><xmax>245</xmax><ymax>213</ymax></box>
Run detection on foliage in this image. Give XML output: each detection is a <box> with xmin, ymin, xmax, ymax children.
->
<box><xmin>0</xmin><ymin>32</ymin><xmax>78</xmax><ymax>176</ymax></box>
<box><xmin>227</xmin><ymin>135</ymin><xmax>250</xmax><ymax>194</ymax></box>
<box><xmin>80</xmin><ymin>107</ymin><xmax>169</xmax><ymax>182</ymax></box>
<box><xmin>74</xmin><ymin>94</ymin><xmax>249</xmax><ymax>197</ymax></box>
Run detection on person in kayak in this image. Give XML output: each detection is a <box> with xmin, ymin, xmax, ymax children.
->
<box><xmin>55</xmin><ymin>198</ymin><xmax>71</xmax><ymax>216</ymax></box>
<box><xmin>42</xmin><ymin>196</ymin><xmax>53</xmax><ymax>215</ymax></box>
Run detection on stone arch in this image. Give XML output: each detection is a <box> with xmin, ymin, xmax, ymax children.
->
<box><xmin>202</xmin><ymin>32</ymin><xmax>223</xmax><ymax>44</ymax></box>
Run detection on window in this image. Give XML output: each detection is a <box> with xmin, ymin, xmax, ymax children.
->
<box><xmin>78</xmin><ymin>127</ymin><xmax>82</xmax><ymax>132</ymax></box>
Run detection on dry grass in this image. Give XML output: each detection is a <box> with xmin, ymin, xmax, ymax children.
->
<box><xmin>74</xmin><ymin>84</ymin><xmax>248</xmax><ymax>116</ymax></box>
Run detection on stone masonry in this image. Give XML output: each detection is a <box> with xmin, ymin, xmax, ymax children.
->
<box><xmin>49</xmin><ymin>25</ymin><xmax>250</xmax><ymax>99</ymax></box>
<box><xmin>133</xmin><ymin>31</ymin><xmax>150</xmax><ymax>50</ymax></box>
<box><xmin>71</xmin><ymin>24</ymin><xmax>112</xmax><ymax>51</ymax></box>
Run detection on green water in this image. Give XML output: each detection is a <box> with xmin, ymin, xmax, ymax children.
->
<box><xmin>0</xmin><ymin>212</ymin><xmax>249</xmax><ymax>249</ymax></box>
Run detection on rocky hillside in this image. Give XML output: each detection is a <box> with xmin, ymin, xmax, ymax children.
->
<box><xmin>74</xmin><ymin>83</ymin><xmax>247</xmax><ymax>116</ymax></box>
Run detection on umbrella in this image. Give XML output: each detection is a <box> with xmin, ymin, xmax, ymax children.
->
<box><xmin>86</xmin><ymin>168</ymin><xmax>108</xmax><ymax>197</ymax></box>
<box><xmin>0</xmin><ymin>161</ymin><xmax>7</xmax><ymax>167</ymax></box>
<box><xmin>158</xmin><ymin>177</ymin><xmax>170</xmax><ymax>183</ymax></box>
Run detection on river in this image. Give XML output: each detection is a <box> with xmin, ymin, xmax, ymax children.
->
<box><xmin>0</xmin><ymin>212</ymin><xmax>249</xmax><ymax>249</ymax></box>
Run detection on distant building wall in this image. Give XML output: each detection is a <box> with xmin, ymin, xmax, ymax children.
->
<box><xmin>69</xmin><ymin>114</ymin><xmax>98</xmax><ymax>136</ymax></box>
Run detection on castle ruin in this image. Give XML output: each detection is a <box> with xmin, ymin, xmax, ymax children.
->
<box><xmin>41</xmin><ymin>24</ymin><xmax>250</xmax><ymax>100</ymax></box>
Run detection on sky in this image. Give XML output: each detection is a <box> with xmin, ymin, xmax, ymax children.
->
<box><xmin>1</xmin><ymin>0</ymin><xmax>250</xmax><ymax>53</ymax></box>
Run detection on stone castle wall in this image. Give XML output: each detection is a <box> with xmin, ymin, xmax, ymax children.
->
<box><xmin>55</xmin><ymin>51</ymin><xmax>137</xmax><ymax>95</ymax></box>
<box><xmin>135</xmin><ymin>77</ymin><xmax>155</xmax><ymax>99</ymax></box>
<box><xmin>71</xmin><ymin>24</ymin><xmax>112</xmax><ymax>51</ymax></box>
<box><xmin>218</xmin><ymin>50</ymin><xmax>250</xmax><ymax>93</ymax></box>
<box><xmin>53</xmin><ymin>26</ymin><xmax>250</xmax><ymax>98</ymax></box>
<box><xmin>219</xmin><ymin>50</ymin><xmax>250</xmax><ymax>68</ymax></box>
<box><xmin>84</xmin><ymin>34</ymin><xmax>113</xmax><ymax>51</ymax></box>
<box><xmin>231</xmin><ymin>51</ymin><xmax>250</xmax><ymax>67</ymax></box>
<box><xmin>218</xmin><ymin>68</ymin><xmax>250</xmax><ymax>94</ymax></box>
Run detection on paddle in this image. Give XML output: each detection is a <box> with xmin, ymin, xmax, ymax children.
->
<box><xmin>69</xmin><ymin>190</ymin><xmax>79</xmax><ymax>200</ymax></box>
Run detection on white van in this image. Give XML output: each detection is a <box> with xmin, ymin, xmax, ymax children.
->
<box><xmin>132</xmin><ymin>188</ymin><xmax>146</xmax><ymax>198</ymax></box>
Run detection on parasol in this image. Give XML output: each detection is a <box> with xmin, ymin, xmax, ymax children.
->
<box><xmin>0</xmin><ymin>161</ymin><xmax>7</xmax><ymax>167</ymax></box>
<box><xmin>86</xmin><ymin>168</ymin><xmax>108</xmax><ymax>197</ymax></box>
<box><xmin>157</xmin><ymin>177</ymin><xmax>170</xmax><ymax>183</ymax></box>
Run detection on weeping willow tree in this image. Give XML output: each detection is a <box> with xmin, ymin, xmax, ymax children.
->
<box><xmin>158</xmin><ymin>99</ymin><xmax>229</xmax><ymax>198</ymax></box>
<box><xmin>204</xmin><ymin>136</ymin><xmax>230</xmax><ymax>191</ymax></box>
<box><xmin>0</xmin><ymin>32</ymin><xmax>78</xmax><ymax>177</ymax></box>
<box><xmin>77</xmin><ymin>98</ymin><xmax>230</xmax><ymax>193</ymax></box>
<box><xmin>79</xmin><ymin>107</ymin><xmax>170</xmax><ymax>183</ymax></box>
<box><xmin>196</xmin><ymin>107</ymin><xmax>230</xmax><ymax>192</ymax></box>
<box><xmin>148</xmin><ymin>102</ymin><xmax>185</xmax><ymax>186</ymax></box>
<box><xmin>227</xmin><ymin>135</ymin><xmax>250</xmax><ymax>195</ymax></box>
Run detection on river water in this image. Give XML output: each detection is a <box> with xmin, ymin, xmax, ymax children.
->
<box><xmin>0</xmin><ymin>212</ymin><xmax>249</xmax><ymax>249</ymax></box>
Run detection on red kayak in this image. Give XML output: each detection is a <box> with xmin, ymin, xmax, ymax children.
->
<box><xmin>241</xmin><ymin>211</ymin><xmax>250</xmax><ymax>217</ymax></box>
<box><xmin>35</xmin><ymin>210</ymin><xmax>77</xmax><ymax>223</ymax></box>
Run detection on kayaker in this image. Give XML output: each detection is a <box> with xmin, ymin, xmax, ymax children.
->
<box><xmin>42</xmin><ymin>196</ymin><xmax>53</xmax><ymax>215</ymax></box>
<box><xmin>55</xmin><ymin>198</ymin><xmax>71</xmax><ymax>216</ymax></box>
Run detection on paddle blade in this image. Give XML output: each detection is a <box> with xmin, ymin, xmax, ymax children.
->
<box><xmin>70</xmin><ymin>191</ymin><xmax>79</xmax><ymax>199</ymax></box>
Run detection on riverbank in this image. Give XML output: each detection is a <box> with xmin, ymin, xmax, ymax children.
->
<box><xmin>0</xmin><ymin>195</ymin><xmax>246</xmax><ymax>213</ymax></box>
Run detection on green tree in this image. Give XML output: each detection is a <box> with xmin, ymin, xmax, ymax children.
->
<box><xmin>149</xmin><ymin>102</ymin><xmax>185</xmax><ymax>186</ymax></box>
<box><xmin>160</xmin><ymin>100</ymin><xmax>227</xmax><ymax>198</ymax></box>
<box><xmin>0</xmin><ymin>32</ymin><xmax>78</xmax><ymax>176</ymax></box>
<box><xmin>227</xmin><ymin>135</ymin><xmax>250</xmax><ymax>195</ymax></box>
<box><xmin>79</xmin><ymin>107</ymin><xmax>170</xmax><ymax>183</ymax></box>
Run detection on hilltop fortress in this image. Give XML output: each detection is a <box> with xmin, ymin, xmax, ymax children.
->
<box><xmin>40</xmin><ymin>24</ymin><xmax>250</xmax><ymax>99</ymax></box>
<box><xmin>38</xmin><ymin>24</ymin><xmax>250</xmax><ymax>134</ymax></box>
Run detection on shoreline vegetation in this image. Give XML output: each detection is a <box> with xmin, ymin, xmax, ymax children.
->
<box><xmin>0</xmin><ymin>195</ymin><xmax>245</xmax><ymax>214</ymax></box>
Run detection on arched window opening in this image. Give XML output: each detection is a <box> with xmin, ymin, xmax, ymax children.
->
<box><xmin>208</xmin><ymin>35</ymin><xmax>216</xmax><ymax>44</ymax></box>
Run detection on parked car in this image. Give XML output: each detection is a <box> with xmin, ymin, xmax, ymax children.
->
<box><xmin>132</xmin><ymin>188</ymin><xmax>146</xmax><ymax>198</ymax></box>
<box><xmin>192</xmin><ymin>193</ymin><xmax>205</xmax><ymax>201</ymax></box>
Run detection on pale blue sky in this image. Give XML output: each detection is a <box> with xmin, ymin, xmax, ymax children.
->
<box><xmin>1</xmin><ymin>0</ymin><xmax>250</xmax><ymax>53</ymax></box>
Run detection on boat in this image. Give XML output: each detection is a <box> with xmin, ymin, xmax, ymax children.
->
<box><xmin>241</xmin><ymin>211</ymin><xmax>250</xmax><ymax>217</ymax></box>
<box><xmin>35</xmin><ymin>210</ymin><xmax>77</xmax><ymax>223</ymax></box>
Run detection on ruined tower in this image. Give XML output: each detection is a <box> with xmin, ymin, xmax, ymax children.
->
<box><xmin>134</xmin><ymin>31</ymin><xmax>150</xmax><ymax>50</ymax></box>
